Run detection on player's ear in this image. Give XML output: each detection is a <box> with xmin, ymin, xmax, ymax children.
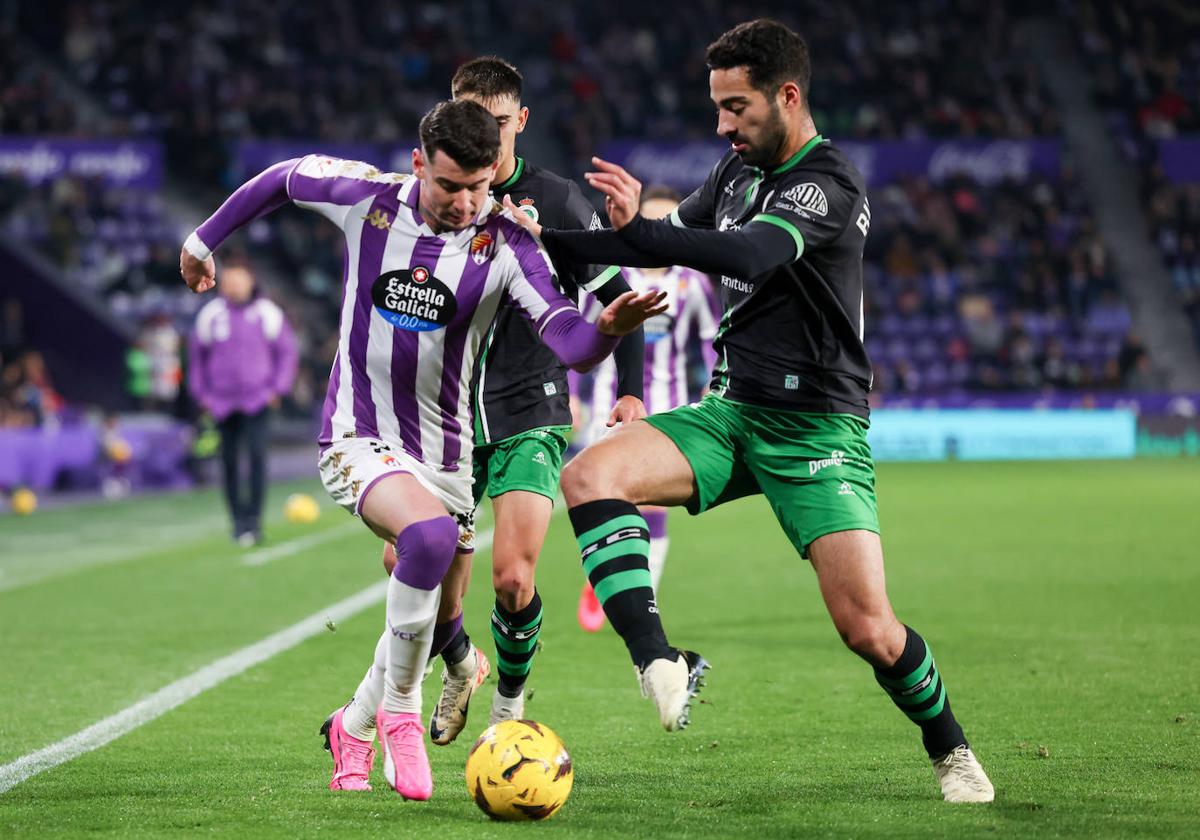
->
<box><xmin>412</xmin><ymin>148</ymin><xmax>425</xmax><ymax>178</ymax></box>
<box><xmin>779</xmin><ymin>81</ymin><xmax>803</xmax><ymax>112</ymax></box>
<box><xmin>516</xmin><ymin>106</ymin><xmax>529</xmax><ymax>134</ymax></box>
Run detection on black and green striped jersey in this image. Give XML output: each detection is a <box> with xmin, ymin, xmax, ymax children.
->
<box><xmin>670</xmin><ymin>136</ymin><xmax>873</xmax><ymax>417</ymax></box>
<box><xmin>473</xmin><ymin>157</ymin><xmax>636</xmax><ymax>445</ymax></box>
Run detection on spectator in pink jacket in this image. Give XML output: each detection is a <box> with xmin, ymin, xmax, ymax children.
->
<box><xmin>189</xmin><ymin>262</ymin><xmax>297</xmax><ymax>546</ymax></box>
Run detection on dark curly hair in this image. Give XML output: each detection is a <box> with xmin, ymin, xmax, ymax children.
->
<box><xmin>706</xmin><ymin>19</ymin><xmax>810</xmax><ymax>99</ymax></box>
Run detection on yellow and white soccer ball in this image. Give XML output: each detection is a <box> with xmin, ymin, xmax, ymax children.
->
<box><xmin>283</xmin><ymin>493</ymin><xmax>320</xmax><ymax>524</ymax></box>
<box><xmin>465</xmin><ymin>719</ymin><xmax>573</xmax><ymax>821</ymax></box>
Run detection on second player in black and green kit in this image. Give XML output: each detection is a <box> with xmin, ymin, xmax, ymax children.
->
<box><xmin>510</xmin><ymin>19</ymin><xmax>994</xmax><ymax>804</ymax></box>
<box><xmin>474</xmin><ymin>152</ymin><xmax>643</xmax><ymax>446</ymax></box>
<box><xmin>424</xmin><ymin>56</ymin><xmax>647</xmax><ymax>742</ymax></box>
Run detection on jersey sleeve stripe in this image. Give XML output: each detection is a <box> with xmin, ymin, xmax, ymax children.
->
<box><xmin>536</xmin><ymin>305</ymin><xmax>572</xmax><ymax>336</ymax></box>
<box><xmin>579</xmin><ymin>264</ymin><xmax>621</xmax><ymax>293</ymax></box>
<box><xmin>751</xmin><ymin>213</ymin><xmax>805</xmax><ymax>260</ymax></box>
<box><xmin>668</xmin><ymin>208</ymin><xmax>686</xmax><ymax>228</ymax></box>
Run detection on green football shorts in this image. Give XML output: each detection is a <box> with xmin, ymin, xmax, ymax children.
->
<box><xmin>643</xmin><ymin>394</ymin><xmax>879</xmax><ymax>557</ymax></box>
<box><xmin>472</xmin><ymin>426</ymin><xmax>571</xmax><ymax>507</ymax></box>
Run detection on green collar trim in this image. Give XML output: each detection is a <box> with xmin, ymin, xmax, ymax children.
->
<box><xmin>495</xmin><ymin>156</ymin><xmax>525</xmax><ymax>191</ymax></box>
<box><xmin>771</xmin><ymin>134</ymin><xmax>825</xmax><ymax>175</ymax></box>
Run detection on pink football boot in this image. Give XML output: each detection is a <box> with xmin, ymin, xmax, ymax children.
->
<box><xmin>319</xmin><ymin>706</ymin><xmax>375</xmax><ymax>791</ymax></box>
<box><xmin>376</xmin><ymin>708</ymin><xmax>433</xmax><ymax>800</ymax></box>
<box><xmin>578</xmin><ymin>582</ymin><xmax>606</xmax><ymax>633</ymax></box>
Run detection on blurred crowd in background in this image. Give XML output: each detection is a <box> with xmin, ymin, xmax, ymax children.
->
<box><xmin>0</xmin><ymin>0</ymin><xmax>1197</xmax><ymax>442</ymax></box>
<box><xmin>1071</xmin><ymin>0</ymin><xmax>1200</xmax><ymax>352</ymax></box>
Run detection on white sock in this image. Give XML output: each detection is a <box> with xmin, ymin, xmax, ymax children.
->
<box><xmin>381</xmin><ymin>577</ymin><xmax>439</xmax><ymax>714</ymax></box>
<box><xmin>648</xmin><ymin>536</ymin><xmax>669</xmax><ymax>594</ymax></box>
<box><xmin>341</xmin><ymin>629</ymin><xmax>388</xmax><ymax>741</ymax></box>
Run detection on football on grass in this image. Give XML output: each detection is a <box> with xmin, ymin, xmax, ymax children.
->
<box><xmin>465</xmin><ymin>719</ymin><xmax>573</xmax><ymax>821</ymax></box>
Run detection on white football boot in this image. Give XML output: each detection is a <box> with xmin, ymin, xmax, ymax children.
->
<box><xmin>637</xmin><ymin>650</ymin><xmax>709</xmax><ymax>731</ymax></box>
<box><xmin>931</xmin><ymin>745</ymin><xmax>995</xmax><ymax>803</ymax></box>
<box><xmin>488</xmin><ymin>688</ymin><xmax>526</xmax><ymax>725</ymax></box>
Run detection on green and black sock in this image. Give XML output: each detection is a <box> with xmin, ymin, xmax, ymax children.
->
<box><xmin>875</xmin><ymin>625</ymin><xmax>967</xmax><ymax>757</ymax></box>
<box><xmin>491</xmin><ymin>590</ymin><xmax>542</xmax><ymax>699</ymax></box>
<box><xmin>570</xmin><ymin>499</ymin><xmax>671</xmax><ymax>669</ymax></box>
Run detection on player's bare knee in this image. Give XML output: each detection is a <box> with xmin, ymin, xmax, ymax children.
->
<box><xmin>492</xmin><ymin>556</ymin><xmax>535</xmax><ymax>610</ymax></box>
<box><xmin>839</xmin><ymin>616</ymin><xmax>903</xmax><ymax>667</ymax></box>
<box><xmin>562</xmin><ymin>450</ymin><xmax>625</xmax><ymax>505</ymax></box>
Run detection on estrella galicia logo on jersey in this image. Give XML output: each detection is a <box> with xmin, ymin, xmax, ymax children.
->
<box><xmin>780</xmin><ymin>182</ymin><xmax>828</xmax><ymax>216</ymax></box>
<box><xmin>371</xmin><ymin>267</ymin><xmax>457</xmax><ymax>331</ymax></box>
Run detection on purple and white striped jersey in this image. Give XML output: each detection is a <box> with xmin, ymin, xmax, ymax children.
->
<box><xmin>186</xmin><ymin>155</ymin><xmax>618</xmax><ymax>474</ymax></box>
<box><xmin>587</xmin><ymin>265</ymin><xmax>719</xmax><ymax>416</ymax></box>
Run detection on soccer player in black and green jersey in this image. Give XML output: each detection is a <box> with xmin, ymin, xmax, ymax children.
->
<box><xmin>503</xmin><ymin>20</ymin><xmax>995</xmax><ymax>803</ymax></box>
<box><xmin>430</xmin><ymin>57</ymin><xmax>648</xmax><ymax>739</ymax></box>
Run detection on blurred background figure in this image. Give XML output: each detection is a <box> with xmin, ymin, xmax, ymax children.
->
<box><xmin>188</xmin><ymin>262</ymin><xmax>297</xmax><ymax>546</ymax></box>
<box><xmin>575</xmin><ymin>186</ymin><xmax>720</xmax><ymax>631</ymax></box>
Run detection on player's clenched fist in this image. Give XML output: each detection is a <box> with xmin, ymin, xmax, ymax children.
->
<box><xmin>180</xmin><ymin>247</ymin><xmax>216</xmax><ymax>293</ymax></box>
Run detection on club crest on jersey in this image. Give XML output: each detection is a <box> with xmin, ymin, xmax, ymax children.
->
<box><xmin>371</xmin><ymin>267</ymin><xmax>457</xmax><ymax>332</ymax></box>
<box><xmin>518</xmin><ymin>197</ymin><xmax>539</xmax><ymax>223</ymax></box>
<box><xmin>779</xmin><ymin>182</ymin><xmax>828</xmax><ymax>216</ymax></box>
<box><xmin>470</xmin><ymin>232</ymin><xmax>496</xmax><ymax>265</ymax></box>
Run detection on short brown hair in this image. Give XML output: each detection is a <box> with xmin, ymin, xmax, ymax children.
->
<box><xmin>451</xmin><ymin>56</ymin><xmax>523</xmax><ymax>103</ymax></box>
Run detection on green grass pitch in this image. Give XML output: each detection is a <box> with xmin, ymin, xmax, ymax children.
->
<box><xmin>1</xmin><ymin>459</ymin><xmax>1197</xmax><ymax>838</ymax></box>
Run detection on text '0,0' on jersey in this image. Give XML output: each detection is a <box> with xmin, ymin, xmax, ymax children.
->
<box><xmin>672</xmin><ymin>136</ymin><xmax>874</xmax><ymax>417</ymax></box>
<box><xmin>281</xmin><ymin>155</ymin><xmax>592</xmax><ymax>471</ymax></box>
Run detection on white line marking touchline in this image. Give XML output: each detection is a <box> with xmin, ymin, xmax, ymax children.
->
<box><xmin>0</xmin><ymin>525</ymin><xmax>499</xmax><ymax>794</ymax></box>
<box><xmin>241</xmin><ymin>520</ymin><xmax>361</xmax><ymax>566</ymax></box>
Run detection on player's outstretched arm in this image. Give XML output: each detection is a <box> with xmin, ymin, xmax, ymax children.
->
<box><xmin>504</xmin><ymin>176</ymin><xmax>797</xmax><ymax>278</ymax></box>
<box><xmin>582</xmin><ymin>157</ymin><xmax>800</xmax><ymax>278</ymax></box>
<box><xmin>535</xmin><ymin>289</ymin><xmax>667</xmax><ymax>374</ymax></box>
<box><xmin>502</xmin><ymin>223</ymin><xmax>668</xmax><ymax>374</ymax></box>
<box><xmin>502</xmin><ymin>195</ymin><xmax>668</xmax><ymax>268</ymax></box>
<box><xmin>179</xmin><ymin>158</ymin><xmax>300</xmax><ymax>293</ymax></box>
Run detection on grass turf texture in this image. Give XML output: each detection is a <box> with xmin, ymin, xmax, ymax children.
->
<box><xmin>0</xmin><ymin>460</ymin><xmax>1197</xmax><ymax>838</ymax></box>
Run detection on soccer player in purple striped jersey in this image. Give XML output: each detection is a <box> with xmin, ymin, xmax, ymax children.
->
<box><xmin>337</xmin><ymin>57</ymin><xmax>649</xmax><ymax>763</ymax></box>
<box><xmin>576</xmin><ymin>186</ymin><xmax>720</xmax><ymax>632</ymax></box>
<box><xmin>179</xmin><ymin>100</ymin><xmax>665</xmax><ymax>801</ymax></box>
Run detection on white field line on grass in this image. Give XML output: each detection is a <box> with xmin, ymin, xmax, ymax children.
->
<box><xmin>0</xmin><ymin>508</ymin><xmax>349</xmax><ymax>593</ymax></box>
<box><xmin>0</xmin><ymin>525</ymin><xmax>500</xmax><ymax>794</ymax></box>
<box><xmin>241</xmin><ymin>520</ymin><xmax>361</xmax><ymax>566</ymax></box>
